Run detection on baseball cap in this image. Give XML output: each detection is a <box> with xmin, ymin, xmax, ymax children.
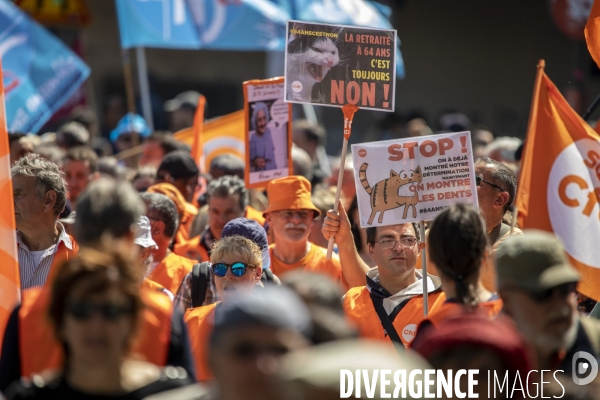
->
<box><xmin>157</xmin><ymin>151</ymin><xmax>199</xmax><ymax>180</ymax></box>
<box><xmin>495</xmin><ymin>230</ymin><xmax>580</xmax><ymax>292</ymax></box>
<box><xmin>135</xmin><ymin>216</ymin><xmax>158</xmax><ymax>249</ymax></box>
<box><xmin>109</xmin><ymin>113</ymin><xmax>151</xmax><ymax>143</ymax></box>
<box><xmin>222</xmin><ymin>218</ymin><xmax>270</xmax><ymax>269</ymax></box>
<box><xmin>164</xmin><ymin>91</ymin><xmax>200</xmax><ymax>112</ymax></box>
<box><xmin>210</xmin><ymin>285</ymin><xmax>312</xmax><ymax>345</ymax></box>
<box><xmin>263</xmin><ymin>176</ymin><xmax>320</xmax><ymax>218</ymax></box>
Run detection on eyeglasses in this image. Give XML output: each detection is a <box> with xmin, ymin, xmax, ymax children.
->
<box><xmin>212</xmin><ymin>262</ymin><xmax>256</xmax><ymax>277</ymax></box>
<box><xmin>475</xmin><ymin>175</ymin><xmax>505</xmax><ymax>192</ymax></box>
<box><xmin>275</xmin><ymin>210</ymin><xmax>314</xmax><ymax>220</ymax></box>
<box><xmin>229</xmin><ymin>342</ymin><xmax>290</xmax><ymax>359</ymax></box>
<box><xmin>66</xmin><ymin>301</ymin><xmax>132</xmax><ymax>321</ymax></box>
<box><xmin>374</xmin><ymin>237</ymin><xmax>418</xmax><ymax>250</ymax></box>
<box><xmin>526</xmin><ymin>282</ymin><xmax>577</xmax><ymax>303</ymax></box>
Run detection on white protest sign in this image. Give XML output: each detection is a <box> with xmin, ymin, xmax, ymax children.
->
<box><xmin>351</xmin><ymin>131</ymin><xmax>478</xmax><ymax>228</ymax></box>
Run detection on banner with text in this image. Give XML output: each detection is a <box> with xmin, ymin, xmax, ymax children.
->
<box><xmin>284</xmin><ymin>20</ymin><xmax>396</xmax><ymax>112</ymax></box>
<box><xmin>351</xmin><ymin>131</ymin><xmax>478</xmax><ymax>227</ymax></box>
<box><xmin>244</xmin><ymin>77</ymin><xmax>293</xmax><ymax>188</ymax></box>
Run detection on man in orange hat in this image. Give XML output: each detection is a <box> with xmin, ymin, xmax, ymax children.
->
<box><xmin>264</xmin><ymin>176</ymin><xmax>345</xmax><ymax>287</ymax></box>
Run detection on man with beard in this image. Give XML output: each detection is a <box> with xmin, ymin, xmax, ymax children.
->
<box><xmin>497</xmin><ymin>231</ymin><xmax>600</xmax><ymax>373</ymax></box>
<box><xmin>264</xmin><ymin>176</ymin><xmax>345</xmax><ymax>287</ymax></box>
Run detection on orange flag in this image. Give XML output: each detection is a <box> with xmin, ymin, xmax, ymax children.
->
<box><xmin>517</xmin><ymin>61</ymin><xmax>600</xmax><ymax>301</ymax></box>
<box><xmin>0</xmin><ymin>61</ymin><xmax>21</xmax><ymax>351</ymax></box>
<box><xmin>190</xmin><ymin>94</ymin><xmax>206</xmax><ymax>168</ymax></box>
<box><xmin>585</xmin><ymin>0</ymin><xmax>600</xmax><ymax>69</ymax></box>
<box><xmin>175</xmin><ymin>109</ymin><xmax>245</xmax><ymax>172</ymax></box>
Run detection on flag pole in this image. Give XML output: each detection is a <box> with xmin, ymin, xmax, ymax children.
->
<box><xmin>582</xmin><ymin>92</ymin><xmax>600</xmax><ymax>121</ymax></box>
<box><xmin>136</xmin><ymin>46</ymin><xmax>154</xmax><ymax>131</ymax></box>
<box><xmin>420</xmin><ymin>222</ymin><xmax>428</xmax><ymax>316</ymax></box>
<box><xmin>327</xmin><ymin>104</ymin><xmax>359</xmax><ymax>260</ymax></box>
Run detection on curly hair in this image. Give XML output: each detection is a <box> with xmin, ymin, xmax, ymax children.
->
<box><xmin>11</xmin><ymin>153</ymin><xmax>67</xmax><ymax>216</ymax></box>
<box><xmin>211</xmin><ymin>235</ymin><xmax>262</xmax><ymax>268</ymax></box>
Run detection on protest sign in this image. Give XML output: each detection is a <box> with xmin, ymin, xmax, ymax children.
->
<box><xmin>284</xmin><ymin>20</ymin><xmax>396</xmax><ymax>112</ymax></box>
<box><xmin>0</xmin><ymin>1</ymin><xmax>90</xmax><ymax>133</ymax></box>
<box><xmin>351</xmin><ymin>132</ymin><xmax>478</xmax><ymax>228</ymax></box>
<box><xmin>244</xmin><ymin>77</ymin><xmax>293</xmax><ymax>189</ymax></box>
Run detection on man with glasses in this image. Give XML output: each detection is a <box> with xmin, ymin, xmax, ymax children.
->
<box><xmin>324</xmin><ymin>215</ymin><xmax>444</xmax><ymax>347</ymax></box>
<box><xmin>497</xmin><ymin>231</ymin><xmax>600</xmax><ymax>373</ymax></box>
<box><xmin>264</xmin><ymin>176</ymin><xmax>346</xmax><ymax>287</ymax></box>
<box><xmin>474</xmin><ymin>156</ymin><xmax>523</xmax><ymax>290</ymax></box>
<box><xmin>184</xmin><ymin>235</ymin><xmax>264</xmax><ymax>381</ymax></box>
<box><xmin>140</xmin><ymin>192</ymin><xmax>196</xmax><ymax>294</ymax></box>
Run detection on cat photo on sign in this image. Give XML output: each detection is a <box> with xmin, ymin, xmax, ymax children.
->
<box><xmin>359</xmin><ymin>163</ymin><xmax>422</xmax><ymax>224</ymax></box>
<box><xmin>286</xmin><ymin>22</ymin><xmax>343</xmax><ymax>103</ymax></box>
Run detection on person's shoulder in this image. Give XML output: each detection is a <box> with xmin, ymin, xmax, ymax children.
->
<box><xmin>311</xmin><ymin>244</ymin><xmax>341</xmax><ymax>264</ymax></box>
<box><xmin>126</xmin><ymin>364</ymin><xmax>198</xmax><ymax>399</ymax></box>
<box><xmin>168</xmin><ymin>253</ymin><xmax>197</xmax><ymax>267</ymax></box>
<box><xmin>183</xmin><ymin>302</ymin><xmax>218</xmax><ymax>324</ymax></box>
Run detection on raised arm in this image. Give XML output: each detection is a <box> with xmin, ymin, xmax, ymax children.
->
<box><xmin>322</xmin><ymin>202</ymin><xmax>370</xmax><ymax>288</ymax></box>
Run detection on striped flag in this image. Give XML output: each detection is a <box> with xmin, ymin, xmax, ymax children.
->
<box><xmin>0</xmin><ymin>60</ymin><xmax>21</xmax><ymax>352</ymax></box>
<box><xmin>175</xmin><ymin>109</ymin><xmax>245</xmax><ymax>172</ymax></box>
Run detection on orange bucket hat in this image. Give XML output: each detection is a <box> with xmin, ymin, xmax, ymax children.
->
<box><xmin>263</xmin><ymin>176</ymin><xmax>320</xmax><ymax>218</ymax></box>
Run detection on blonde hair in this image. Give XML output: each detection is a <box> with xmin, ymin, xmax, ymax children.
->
<box><xmin>210</xmin><ymin>235</ymin><xmax>262</xmax><ymax>268</ymax></box>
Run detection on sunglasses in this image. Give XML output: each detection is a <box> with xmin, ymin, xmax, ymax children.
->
<box><xmin>475</xmin><ymin>175</ymin><xmax>505</xmax><ymax>192</ymax></box>
<box><xmin>212</xmin><ymin>262</ymin><xmax>255</xmax><ymax>277</ymax></box>
<box><xmin>526</xmin><ymin>282</ymin><xmax>577</xmax><ymax>303</ymax></box>
<box><xmin>66</xmin><ymin>301</ymin><xmax>132</xmax><ymax>321</ymax></box>
<box><xmin>229</xmin><ymin>342</ymin><xmax>290</xmax><ymax>359</ymax></box>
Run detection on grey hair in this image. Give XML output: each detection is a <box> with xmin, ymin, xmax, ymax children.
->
<box><xmin>475</xmin><ymin>157</ymin><xmax>517</xmax><ymax>213</ymax></box>
<box><xmin>250</xmin><ymin>102</ymin><xmax>269</xmax><ymax>132</ymax></box>
<box><xmin>206</xmin><ymin>175</ymin><xmax>249</xmax><ymax>211</ymax></box>
<box><xmin>140</xmin><ymin>192</ymin><xmax>179</xmax><ymax>238</ymax></box>
<box><xmin>75</xmin><ymin>177</ymin><xmax>144</xmax><ymax>245</ymax></box>
<box><xmin>11</xmin><ymin>153</ymin><xmax>67</xmax><ymax>216</ymax></box>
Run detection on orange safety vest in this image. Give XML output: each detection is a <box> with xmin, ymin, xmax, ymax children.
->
<box><xmin>184</xmin><ymin>302</ymin><xmax>219</xmax><ymax>382</ymax></box>
<box><xmin>19</xmin><ymin>287</ymin><xmax>173</xmax><ymax>378</ymax></box>
<box><xmin>343</xmin><ymin>286</ymin><xmax>445</xmax><ymax>347</ymax></box>
<box><xmin>147</xmin><ymin>252</ymin><xmax>196</xmax><ymax>294</ymax></box>
<box><xmin>174</xmin><ymin>236</ymin><xmax>210</xmax><ymax>264</ymax></box>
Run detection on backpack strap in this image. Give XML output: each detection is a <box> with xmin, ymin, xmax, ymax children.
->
<box><xmin>191</xmin><ymin>262</ymin><xmax>210</xmax><ymax>308</ymax></box>
<box><xmin>369</xmin><ymin>291</ymin><xmax>406</xmax><ymax>353</ymax></box>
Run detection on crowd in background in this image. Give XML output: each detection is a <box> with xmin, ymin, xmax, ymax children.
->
<box><xmin>1</xmin><ymin>90</ymin><xmax>599</xmax><ymax>400</ymax></box>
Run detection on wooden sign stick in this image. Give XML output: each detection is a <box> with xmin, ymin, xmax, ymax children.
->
<box><xmin>327</xmin><ymin>103</ymin><xmax>359</xmax><ymax>260</ymax></box>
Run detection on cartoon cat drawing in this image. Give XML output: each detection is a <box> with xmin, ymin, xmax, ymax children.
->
<box><xmin>286</xmin><ymin>23</ymin><xmax>341</xmax><ymax>102</ymax></box>
<box><xmin>359</xmin><ymin>163</ymin><xmax>422</xmax><ymax>224</ymax></box>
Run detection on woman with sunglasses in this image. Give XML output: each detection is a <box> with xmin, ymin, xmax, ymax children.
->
<box><xmin>184</xmin><ymin>235</ymin><xmax>263</xmax><ymax>382</ymax></box>
<box><xmin>6</xmin><ymin>247</ymin><xmax>195</xmax><ymax>400</ymax></box>
<box><xmin>411</xmin><ymin>204</ymin><xmax>503</xmax><ymax>347</ymax></box>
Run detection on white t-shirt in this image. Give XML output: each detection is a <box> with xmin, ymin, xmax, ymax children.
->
<box><xmin>30</xmin><ymin>249</ymin><xmax>48</xmax><ymax>268</ymax></box>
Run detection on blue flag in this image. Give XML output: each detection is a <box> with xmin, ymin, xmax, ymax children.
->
<box><xmin>116</xmin><ymin>0</ymin><xmax>289</xmax><ymax>51</ymax></box>
<box><xmin>0</xmin><ymin>0</ymin><xmax>90</xmax><ymax>133</ymax></box>
<box><xmin>115</xmin><ymin>0</ymin><xmax>403</xmax><ymax>77</ymax></box>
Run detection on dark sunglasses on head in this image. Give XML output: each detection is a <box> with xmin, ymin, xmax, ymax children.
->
<box><xmin>527</xmin><ymin>282</ymin><xmax>577</xmax><ymax>303</ymax></box>
<box><xmin>475</xmin><ymin>175</ymin><xmax>505</xmax><ymax>192</ymax></box>
<box><xmin>212</xmin><ymin>262</ymin><xmax>255</xmax><ymax>277</ymax></box>
<box><xmin>66</xmin><ymin>301</ymin><xmax>132</xmax><ymax>321</ymax></box>
<box><xmin>230</xmin><ymin>342</ymin><xmax>290</xmax><ymax>359</ymax></box>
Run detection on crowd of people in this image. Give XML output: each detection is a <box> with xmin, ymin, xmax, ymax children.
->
<box><xmin>1</xmin><ymin>95</ymin><xmax>599</xmax><ymax>399</ymax></box>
